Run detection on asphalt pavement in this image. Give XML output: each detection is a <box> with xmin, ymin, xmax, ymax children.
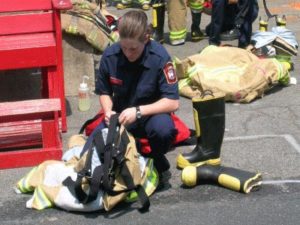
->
<box><xmin>1</xmin><ymin>1</ymin><xmax>300</xmax><ymax>224</ymax></box>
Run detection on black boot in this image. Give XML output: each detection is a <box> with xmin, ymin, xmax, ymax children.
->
<box><xmin>220</xmin><ymin>27</ymin><xmax>240</xmax><ymax>41</ymax></box>
<box><xmin>181</xmin><ymin>165</ymin><xmax>262</xmax><ymax>193</ymax></box>
<box><xmin>153</xmin><ymin>153</ymin><xmax>171</xmax><ymax>192</ymax></box>
<box><xmin>152</xmin><ymin>2</ymin><xmax>165</xmax><ymax>44</ymax></box>
<box><xmin>177</xmin><ymin>93</ymin><xmax>225</xmax><ymax>169</ymax></box>
<box><xmin>191</xmin><ymin>11</ymin><xmax>204</xmax><ymax>42</ymax></box>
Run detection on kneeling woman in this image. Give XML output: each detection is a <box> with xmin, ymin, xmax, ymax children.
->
<box><xmin>95</xmin><ymin>10</ymin><xmax>179</xmax><ymax>187</ymax></box>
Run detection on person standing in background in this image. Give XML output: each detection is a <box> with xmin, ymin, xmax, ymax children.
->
<box><xmin>152</xmin><ymin>0</ymin><xmax>209</xmax><ymax>45</ymax></box>
<box><xmin>208</xmin><ymin>0</ymin><xmax>258</xmax><ymax>48</ymax></box>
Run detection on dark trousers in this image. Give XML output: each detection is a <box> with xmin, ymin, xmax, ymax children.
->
<box><xmin>208</xmin><ymin>0</ymin><xmax>258</xmax><ymax>46</ymax></box>
<box><xmin>128</xmin><ymin>113</ymin><xmax>177</xmax><ymax>173</ymax></box>
<box><xmin>208</xmin><ymin>0</ymin><xmax>230</xmax><ymax>45</ymax></box>
<box><xmin>238</xmin><ymin>0</ymin><xmax>258</xmax><ymax>47</ymax></box>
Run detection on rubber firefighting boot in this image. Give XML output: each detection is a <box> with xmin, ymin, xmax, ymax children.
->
<box><xmin>220</xmin><ymin>27</ymin><xmax>240</xmax><ymax>41</ymax></box>
<box><xmin>181</xmin><ymin>165</ymin><xmax>262</xmax><ymax>193</ymax></box>
<box><xmin>176</xmin><ymin>92</ymin><xmax>225</xmax><ymax>169</ymax></box>
<box><xmin>258</xmin><ymin>17</ymin><xmax>268</xmax><ymax>32</ymax></box>
<box><xmin>191</xmin><ymin>11</ymin><xmax>204</xmax><ymax>42</ymax></box>
<box><xmin>152</xmin><ymin>2</ymin><xmax>165</xmax><ymax>44</ymax></box>
<box><xmin>276</xmin><ymin>15</ymin><xmax>287</xmax><ymax>27</ymax></box>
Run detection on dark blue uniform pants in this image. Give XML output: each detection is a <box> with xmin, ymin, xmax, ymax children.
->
<box><xmin>208</xmin><ymin>0</ymin><xmax>258</xmax><ymax>47</ymax></box>
<box><xmin>128</xmin><ymin>113</ymin><xmax>177</xmax><ymax>173</ymax></box>
<box><xmin>238</xmin><ymin>0</ymin><xmax>258</xmax><ymax>47</ymax></box>
<box><xmin>209</xmin><ymin>0</ymin><xmax>229</xmax><ymax>45</ymax></box>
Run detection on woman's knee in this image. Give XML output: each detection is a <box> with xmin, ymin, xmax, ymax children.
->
<box><xmin>146</xmin><ymin>114</ymin><xmax>177</xmax><ymax>141</ymax></box>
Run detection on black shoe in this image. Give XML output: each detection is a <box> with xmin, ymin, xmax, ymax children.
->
<box><xmin>191</xmin><ymin>27</ymin><xmax>205</xmax><ymax>42</ymax></box>
<box><xmin>220</xmin><ymin>28</ymin><xmax>240</xmax><ymax>41</ymax></box>
<box><xmin>238</xmin><ymin>43</ymin><xmax>249</xmax><ymax>49</ymax></box>
<box><xmin>209</xmin><ymin>41</ymin><xmax>220</xmax><ymax>46</ymax></box>
<box><xmin>156</xmin><ymin>170</ymin><xmax>172</xmax><ymax>192</ymax></box>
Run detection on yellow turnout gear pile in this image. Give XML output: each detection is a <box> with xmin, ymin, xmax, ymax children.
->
<box><xmin>61</xmin><ymin>0</ymin><xmax>119</xmax><ymax>52</ymax></box>
<box><xmin>176</xmin><ymin>45</ymin><xmax>290</xmax><ymax>103</ymax></box>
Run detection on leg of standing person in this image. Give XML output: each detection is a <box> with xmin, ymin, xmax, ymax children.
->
<box><xmin>168</xmin><ymin>0</ymin><xmax>187</xmax><ymax>45</ymax></box>
<box><xmin>152</xmin><ymin>0</ymin><xmax>166</xmax><ymax>43</ymax></box>
<box><xmin>238</xmin><ymin>0</ymin><xmax>258</xmax><ymax>47</ymax></box>
<box><xmin>219</xmin><ymin>2</ymin><xmax>241</xmax><ymax>41</ymax></box>
<box><xmin>220</xmin><ymin>0</ymin><xmax>258</xmax><ymax>44</ymax></box>
<box><xmin>189</xmin><ymin>0</ymin><xmax>205</xmax><ymax>42</ymax></box>
<box><xmin>208</xmin><ymin>0</ymin><xmax>227</xmax><ymax>45</ymax></box>
<box><xmin>222</xmin><ymin>0</ymin><xmax>256</xmax><ymax>47</ymax></box>
<box><xmin>222</xmin><ymin>3</ymin><xmax>238</xmax><ymax>32</ymax></box>
<box><xmin>235</xmin><ymin>0</ymin><xmax>251</xmax><ymax>47</ymax></box>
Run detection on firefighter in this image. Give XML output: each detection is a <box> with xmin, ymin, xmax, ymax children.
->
<box><xmin>95</xmin><ymin>10</ymin><xmax>179</xmax><ymax>189</ymax></box>
<box><xmin>168</xmin><ymin>0</ymin><xmax>207</xmax><ymax>45</ymax></box>
<box><xmin>151</xmin><ymin>0</ymin><xmax>209</xmax><ymax>45</ymax></box>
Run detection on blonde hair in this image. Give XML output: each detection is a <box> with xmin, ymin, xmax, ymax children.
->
<box><xmin>118</xmin><ymin>10</ymin><xmax>151</xmax><ymax>42</ymax></box>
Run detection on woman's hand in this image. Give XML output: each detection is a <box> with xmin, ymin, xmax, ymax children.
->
<box><xmin>119</xmin><ymin>107</ymin><xmax>137</xmax><ymax>126</ymax></box>
<box><xmin>105</xmin><ymin>111</ymin><xmax>116</xmax><ymax>126</ymax></box>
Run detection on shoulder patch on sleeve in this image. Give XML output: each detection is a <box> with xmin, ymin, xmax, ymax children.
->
<box><xmin>163</xmin><ymin>62</ymin><xmax>177</xmax><ymax>84</ymax></box>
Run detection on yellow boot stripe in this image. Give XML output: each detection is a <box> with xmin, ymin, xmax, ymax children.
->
<box><xmin>193</xmin><ymin>108</ymin><xmax>201</xmax><ymax>137</ymax></box>
<box><xmin>177</xmin><ymin>153</ymin><xmax>220</xmax><ymax>169</ymax></box>
<box><xmin>218</xmin><ymin>174</ymin><xmax>241</xmax><ymax>192</ymax></box>
<box><xmin>181</xmin><ymin>166</ymin><xmax>197</xmax><ymax>187</ymax></box>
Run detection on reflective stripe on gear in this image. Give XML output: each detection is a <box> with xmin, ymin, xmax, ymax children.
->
<box><xmin>188</xmin><ymin>0</ymin><xmax>205</xmax><ymax>12</ymax></box>
<box><xmin>178</xmin><ymin>78</ymin><xmax>191</xmax><ymax>91</ymax></box>
<box><xmin>138</xmin><ymin>0</ymin><xmax>150</xmax><ymax>5</ymax></box>
<box><xmin>31</xmin><ymin>186</ymin><xmax>53</xmax><ymax>210</ymax></box>
<box><xmin>126</xmin><ymin>158</ymin><xmax>159</xmax><ymax>202</ymax></box>
<box><xmin>168</xmin><ymin>0</ymin><xmax>187</xmax><ymax>38</ymax></box>
<box><xmin>169</xmin><ymin>29</ymin><xmax>187</xmax><ymax>41</ymax></box>
<box><xmin>120</xmin><ymin>0</ymin><xmax>132</xmax><ymax>4</ymax></box>
<box><xmin>17</xmin><ymin>167</ymin><xmax>38</xmax><ymax>193</ymax></box>
<box><xmin>272</xmin><ymin>58</ymin><xmax>290</xmax><ymax>85</ymax></box>
<box><xmin>110</xmin><ymin>31</ymin><xmax>120</xmax><ymax>42</ymax></box>
<box><xmin>66</xmin><ymin>15</ymin><xmax>79</xmax><ymax>34</ymax></box>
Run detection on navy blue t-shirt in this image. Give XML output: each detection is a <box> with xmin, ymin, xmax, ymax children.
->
<box><xmin>95</xmin><ymin>40</ymin><xmax>179</xmax><ymax>113</ymax></box>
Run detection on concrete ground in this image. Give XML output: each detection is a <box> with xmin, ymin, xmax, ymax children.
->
<box><xmin>1</xmin><ymin>1</ymin><xmax>300</xmax><ymax>225</ymax></box>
